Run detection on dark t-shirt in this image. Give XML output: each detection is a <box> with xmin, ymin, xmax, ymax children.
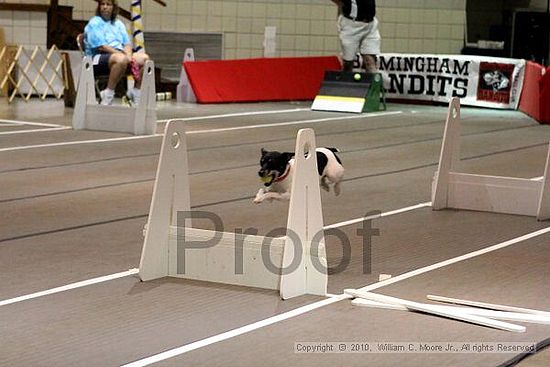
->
<box><xmin>341</xmin><ymin>0</ymin><xmax>376</xmax><ymax>22</ymax></box>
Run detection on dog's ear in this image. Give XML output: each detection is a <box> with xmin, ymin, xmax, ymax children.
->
<box><xmin>261</xmin><ymin>148</ymin><xmax>267</xmax><ymax>156</ymax></box>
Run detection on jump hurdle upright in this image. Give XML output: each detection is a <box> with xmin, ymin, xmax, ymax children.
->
<box><xmin>139</xmin><ymin>121</ymin><xmax>327</xmax><ymax>299</ymax></box>
<box><xmin>72</xmin><ymin>57</ymin><xmax>157</xmax><ymax>135</ymax></box>
<box><xmin>432</xmin><ymin>97</ymin><xmax>550</xmax><ymax>220</ymax></box>
<box><xmin>176</xmin><ymin>48</ymin><xmax>196</xmax><ymax>103</ymax></box>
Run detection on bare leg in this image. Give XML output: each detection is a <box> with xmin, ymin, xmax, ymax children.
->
<box><xmin>107</xmin><ymin>53</ymin><xmax>130</xmax><ymax>90</ymax></box>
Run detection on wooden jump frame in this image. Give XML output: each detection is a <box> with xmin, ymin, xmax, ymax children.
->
<box><xmin>139</xmin><ymin>121</ymin><xmax>327</xmax><ymax>299</ymax></box>
<box><xmin>72</xmin><ymin>56</ymin><xmax>156</xmax><ymax>135</ymax></box>
<box><xmin>432</xmin><ymin>97</ymin><xmax>550</xmax><ymax>220</ymax></box>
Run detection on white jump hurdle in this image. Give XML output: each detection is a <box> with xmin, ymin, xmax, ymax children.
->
<box><xmin>176</xmin><ymin>48</ymin><xmax>196</xmax><ymax>103</ymax></box>
<box><xmin>432</xmin><ymin>97</ymin><xmax>550</xmax><ymax>220</ymax></box>
<box><xmin>72</xmin><ymin>56</ymin><xmax>157</xmax><ymax>135</ymax></box>
<box><xmin>139</xmin><ymin>120</ymin><xmax>327</xmax><ymax>299</ymax></box>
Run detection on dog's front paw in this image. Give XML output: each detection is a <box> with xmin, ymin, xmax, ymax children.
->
<box><xmin>253</xmin><ymin>189</ymin><xmax>266</xmax><ymax>204</ymax></box>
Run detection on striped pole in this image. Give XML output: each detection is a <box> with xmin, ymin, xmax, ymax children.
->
<box><xmin>131</xmin><ymin>0</ymin><xmax>145</xmax><ymax>53</ymax></box>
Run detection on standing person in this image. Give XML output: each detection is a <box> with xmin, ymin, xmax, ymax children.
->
<box><xmin>84</xmin><ymin>0</ymin><xmax>150</xmax><ymax>105</ymax></box>
<box><xmin>331</xmin><ymin>0</ymin><xmax>381</xmax><ymax>73</ymax></box>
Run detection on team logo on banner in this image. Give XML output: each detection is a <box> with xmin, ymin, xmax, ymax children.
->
<box><xmin>477</xmin><ymin>62</ymin><xmax>514</xmax><ymax>104</ymax></box>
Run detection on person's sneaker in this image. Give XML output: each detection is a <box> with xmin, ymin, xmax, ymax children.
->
<box><xmin>126</xmin><ymin>88</ymin><xmax>141</xmax><ymax>107</ymax></box>
<box><xmin>99</xmin><ymin>89</ymin><xmax>114</xmax><ymax>105</ymax></box>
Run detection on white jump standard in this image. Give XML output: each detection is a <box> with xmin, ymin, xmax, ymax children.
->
<box><xmin>432</xmin><ymin>97</ymin><xmax>550</xmax><ymax>220</ymax></box>
<box><xmin>176</xmin><ymin>48</ymin><xmax>197</xmax><ymax>103</ymax></box>
<box><xmin>139</xmin><ymin>121</ymin><xmax>328</xmax><ymax>299</ymax></box>
<box><xmin>72</xmin><ymin>56</ymin><xmax>157</xmax><ymax>135</ymax></box>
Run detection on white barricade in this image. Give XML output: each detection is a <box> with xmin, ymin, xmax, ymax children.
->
<box><xmin>139</xmin><ymin>121</ymin><xmax>327</xmax><ymax>299</ymax></box>
<box><xmin>72</xmin><ymin>57</ymin><xmax>156</xmax><ymax>135</ymax></box>
<box><xmin>176</xmin><ymin>48</ymin><xmax>196</xmax><ymax>103</ymax></box>
<box><xmin>432</xmin><ymin>97</ymin><xmax>550</xmax><ymax>220</ymax></box>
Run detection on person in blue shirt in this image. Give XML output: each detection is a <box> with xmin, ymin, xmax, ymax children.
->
<box><xmin>84</xmin><ymin>0</ymin><xmax>149</xmax><ymax>105</ymax></box>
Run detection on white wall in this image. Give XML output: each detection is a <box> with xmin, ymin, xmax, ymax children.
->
<box><xmin>0</xmin><ymin>10</ymin><xmax>47</xmax><ymax>48</ymax></box>
<box><xmin>0</xmin><ymin>0</ymin><xmax>467</xmax><ymax>57</ymax></box>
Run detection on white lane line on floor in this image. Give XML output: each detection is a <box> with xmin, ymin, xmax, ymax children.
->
<box><xmin>157</xmin><ymin>108</ymin><xmax>311</xmax><ymax>123</ymax></box>
<box><xmin>0</xmin><ymin>268</ymin><xmax>139</xmax><ymax>307</ymax></box>
<box><xmin>187</xmin><ymin>111</ymin><xmax>403</xmax><ymax>135</ymax></box>
<box><xmin>0</xmin><ymin>126</ymin><xmax>72</xmax><ymax>135</ymax></box>
<box><xmin>358</xmin><ymin>225</ymin><xmax>550</xmax><ymax>292</ymax></box>
<box><xmin>324</xmin><ymin>202</ymin><xmax>431</xmax><ymax>230</ymax></box>
<box><xmin>0</xmin><ymin>119</ymin><xmax>66</xmax><ymax>128</ymax></box>
<box><xmin>0</xmin><ymin>107</ymin><xmax>309</xmax><ymax>130</ymax></box>
<box><xmin>120</xmin><ymin>294</ymin><xmax>349</xmax><ymax>367</ymax></box>
<box><xmin>0</xmin><ymin>111</ymin><xmax>402</xmax><ymax>152</ymax></box>
<box><xmin>121</xmin><ymin>224</ymin><xmax>550</xmax><ymax>367</ymax></box>
<box><xmin>0</xmin><ymin>134</ymin><xmax>163</xmax><ymax>153</ymax></box>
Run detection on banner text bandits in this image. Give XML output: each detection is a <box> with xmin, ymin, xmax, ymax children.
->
<box><xmin>379</xmin><ymin>56</ymin><xmax>471</xmax><ymax>98</ymax></box>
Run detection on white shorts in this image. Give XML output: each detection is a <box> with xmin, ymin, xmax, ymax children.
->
<box><xmin>338</xmin><ymin>15</ymin><xmax>381</xmax><ymax>61</ymax></box>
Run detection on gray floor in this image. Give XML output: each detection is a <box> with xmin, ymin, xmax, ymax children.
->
<box><xmin>0</xmin><ymin>97</ymin><xmax>549</xmax><ymax>367</ymax></box>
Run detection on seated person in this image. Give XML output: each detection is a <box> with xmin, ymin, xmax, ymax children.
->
<box><xmin>84</xmin><ymin>0</ymin><xmax>150</xmax><ymax>106</ymax></box>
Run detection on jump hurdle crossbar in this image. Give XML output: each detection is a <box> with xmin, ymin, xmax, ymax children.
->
<box><xmin>139</xmin><ymin>121</ymin><xmax>327</xmax><ymax>299</ymax></box>
<box><xmin>432</xmin><ymin>97</ymin><xmax>550</xmax><ymax>220</ymax></box>
<box><xmin>72</xmin><ymin>56</ymin><xmax>157</xmax><ymax>135</ymax></box>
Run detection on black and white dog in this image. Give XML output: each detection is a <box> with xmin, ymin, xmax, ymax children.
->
<box><xmin>254</xmin><ymin>147</ymin><xmax>344</xmax><ymax>204</ymax></box>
